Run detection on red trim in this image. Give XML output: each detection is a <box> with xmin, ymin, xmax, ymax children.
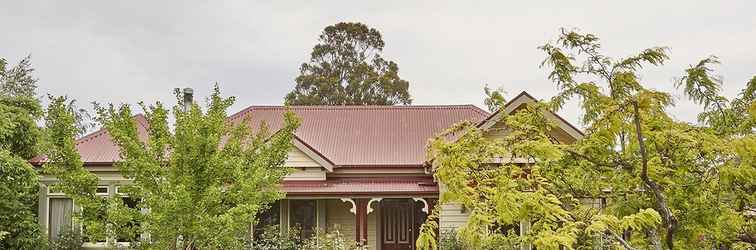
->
<box><xmin>281</xmin><ymin>177</ymin><xmax>439</xmax><ymax>196</ymax></box>
<box><xmin>335</xmin><ymin>165</ymin><xmax>425</xmax><ymax>169</ymax></box>
<box><xmin>355</xmin><ymin>199</ymin><xmax>369</xmax><ymax>244</ymax></box>
<box><xmin>284</xmin><ymin>191</ymin><xmax>439</xmax><ymax>197</ymax></box>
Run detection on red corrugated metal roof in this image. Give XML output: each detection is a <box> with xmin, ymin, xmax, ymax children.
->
<box><xmin>29</xmin><ymin>114</ymin><xmax>150</xmax><ymax>165</ymax></box>
<box><xmin>281</xmin><ymin>177</ymin><xmax>438</xmax><ymax>196</ymax></box>
<box><xmin>228</xmin><ymin>105</ymin><xmax>489</xmax><ymax>167</ymax></box>
<box><xmin>31</xmin><ymin>105</ymin><xmax>488</xmax><ymax>166</ymax></box>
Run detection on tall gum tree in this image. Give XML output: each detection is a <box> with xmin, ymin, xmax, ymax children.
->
<box><xmin>285</xmin><ymin>22</ymin><xmax>412</xmax><ymax>105</ymax></box>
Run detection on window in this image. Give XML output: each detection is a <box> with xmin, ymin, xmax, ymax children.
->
<box><xmin>48</xmin><ymin>198</ymin><xmax>73</xmax><ymax>241</ymax></box>
<box><xmin>289</xmin><ymin>200</ymin><xmax>317</xmax><ymax>239</ymax></box>
<box><xmin>254</xmin><ymin>201</ymin><xmax>280</xmax><ymax>239</ymax></box>
<box><xmin>96</xmin><ymin>186</ymin><xmax>109</xmax><ymax>195</ymax></box>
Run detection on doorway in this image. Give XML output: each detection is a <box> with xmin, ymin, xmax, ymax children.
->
<box><xmin>380</xmin><ymin>199</ymin><xmax>426</xmax><ymax>250</ymax></box>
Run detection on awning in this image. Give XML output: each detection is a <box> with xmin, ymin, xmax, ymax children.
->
<box><xmin>281</xmin><ymin>177</ymin><xmax>438</xmax><ymax>196</ymax></box>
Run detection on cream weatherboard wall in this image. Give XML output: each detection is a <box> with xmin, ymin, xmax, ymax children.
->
<box><xmin>283</xmin><ymin>146</ymin><xmax>328</xmax><ymax>180</ymax></box>
<box><xmin>325</xmin><ymin>200</ymin><xmax>378</xmax><ymax>250</ymax></box>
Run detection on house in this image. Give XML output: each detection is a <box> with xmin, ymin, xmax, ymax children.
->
<box><xmin>32</xmin><ymin>91</ymin><xmax>583</xmax><ymax>250</ymax></box>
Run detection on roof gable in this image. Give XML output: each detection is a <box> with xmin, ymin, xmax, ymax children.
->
<box><xmin>478</xmin><ymin>91</ymin><xmax>584</xmax><ymax>143</ymax></box>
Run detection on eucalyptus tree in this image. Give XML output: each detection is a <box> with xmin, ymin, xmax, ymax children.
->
<box><xmin>417</xmin><ymin>29</ymin><xmax>754</xmax><ymax>250</ymax></box>
<box><xmin>46</xmin><ymin>86</ymin><xmax>301</xmax><ymax>249</ymax></box>
<box><xmin>285</xmin><ymin>22</ymin><xmax>412</xmax><ymax>105</ymax></box>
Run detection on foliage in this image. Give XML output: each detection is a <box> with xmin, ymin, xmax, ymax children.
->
<box><xmin>300</xmin><ymin>229</ymin><xmax>362</xmax><ymax>250</ymax></box>
<box><xmin>539</xmin><ymin>28</ymin><xmax>754</xmax><ymax>249</ymax></box>
<box><xmin>438</xmin><ymin>230</ymin><xmax>464</xmax><ymax>250</ymax></box>
<box><xmin>1</xmin><ymin>56</ymin><xmax>37</xmax><ymax>98</ymax></box>
<box><xmin>483</xmin><ymin>85</ymin><xmax>507</xmax><ymax>112</ymax></box>
<box><xmin>43</xmin><ymin>95</ymin><xmax>104</xmax><ymax>246</ymax></box>
<box><xmin>418</xmin><ymin>28</ymin><xmax>755</xmax><ymax>250</ymax></box>
<box><xmin>0</xmin><ymin>150</ymin><xmax>48</xmax><ymax>249</ymax></box>
<box><xmin>250</xmin><ymin>226</ymin><xmax>361</xmax><ymax>250</ymax></box>
<box><xmin>285</xmin><ymin>22</ymin><xmax>412</xmax><ymax>105</ymax></box>
<box><xmin>46</xmin><ymin>85</ymin><xmax>301</xmax><ymax>249</ymax></box>
<box><xmin>0</xmin><ymin>55</ymin><xmax>47</xmax><ymax>249</ymax></box>
<box><xmin>250</xmin><ymin>226</ymin><xmax>301</xmax><ymax>250</ymax></box>
<box><xmin>416</xmin><ymin>204</ymin><xmax>440</xmax><ymax>250</ymax></box>
<box><xmin>49</xmin><ymin>226</ymin><xmax>83</xmax><ymax>250</ymax></box>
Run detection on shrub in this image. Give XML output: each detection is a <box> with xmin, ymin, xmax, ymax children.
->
<box><xmin>301</xmin><ymin>230</ymin><xmax>363</xmax><ymax>250</ymax></box>
<box><xmin>49</xmin><ymin>226</ymin><xmax>82</xmax><ymax>250</ymax></box>
<box><xmin>250</xmin><ymin>226</ymin><xmax>363</xmax><ymax>250</ymax></box>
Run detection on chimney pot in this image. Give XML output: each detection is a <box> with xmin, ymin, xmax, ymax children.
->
<box><xmin>182</xmin><ymin>88</ymin><xmax>193</xmax><ymax>112</ymax></box>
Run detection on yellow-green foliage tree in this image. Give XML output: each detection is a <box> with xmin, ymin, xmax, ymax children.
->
<box><xmin>418</xmin><ymin>29</ymin><xmax>754</xmax><ymax>250</ymax></box>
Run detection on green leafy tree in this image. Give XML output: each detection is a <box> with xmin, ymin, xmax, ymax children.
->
<box><xmin>43</xmin><ymin>95</ymin><xmax>101</xmax><ymax>245</ymax></box>
<box><xmin>418</xmin><ymin>29</ymin><xmax>754</xmax><ymax>250</ymax></box>
<box><xmin>0</xmin><ymin>56</ymin><xmax>47</xmax><ymax>249</ymax></box>
<box><xmin>47</xmin><ymin>86</ymin><xmax>301</xmax><ymax>249</ymax></box>
<box><xmin>285</xmin><ymin>22</ymin><xmax>412</xmax><ymax>105</ymax></box>
<box><xmin>483</xmin><ymin>85</ymin><xmax>506</xmax><ymax>112</ymax></box>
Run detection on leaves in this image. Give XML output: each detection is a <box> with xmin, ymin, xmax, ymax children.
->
<box><xmin>420</xmin><ymin>29</ymin><xmax>755</xmax><ymax>250</ymax></box>
<box><xmin>483</xmin><ymin>85</ymin><xmax>506</xmax><ymax>112</ymax></box>
<box><xmin>285</xmin><ymin>22</ymin><xmax>412</xmax><ymax>105</ymax></box>
<box><xmin>47</xmin><ymin>85</ymin><xmax>301</xmax><ymax>248</ymax></box>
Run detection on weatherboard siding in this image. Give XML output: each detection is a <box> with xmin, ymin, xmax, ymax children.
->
<box><xmin>437</xmin><ymin>182</ymin><xmax>471</xmax><ymax>231</ymax></box>
<box><xmin>285</xmin><ymin>147</ymin><xmax>322</xmax><ymax>168</ymax></box>
<box><xmin>325</xmin><ymin>199</ymin><xmax>377</xmax><ymax>250</ymax></box>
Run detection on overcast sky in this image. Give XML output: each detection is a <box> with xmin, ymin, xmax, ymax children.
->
<box><xmin>2</xmin><ymin>1</ymin><xmax>754</xmax><ymax>128</ymax></box>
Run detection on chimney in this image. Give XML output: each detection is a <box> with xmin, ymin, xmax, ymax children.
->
<box><xmin>182</xmin><ymin>88</ymin><xmax>193</xmax><ymax>112</ymax></box>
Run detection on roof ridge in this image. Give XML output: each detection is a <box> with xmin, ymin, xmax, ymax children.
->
<box><xmin>244</xmin><ymin>104</ymin><xmax>482</xmax><ymax>108</ymax></box>
<box><xmin>228</xmin><ymin>104</ymin><xmax>487</xmax><ymax>120</ymax></box>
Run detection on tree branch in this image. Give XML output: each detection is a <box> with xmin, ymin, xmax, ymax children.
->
<box><xmin>610</xmin><ymin>231</ymin><xmax>637</xmax><ymax>250</ymax></box>
<box><xmin>632</xmin><ymin>101</ymin><xmax>678</xmax><ymax>250</ymax></box>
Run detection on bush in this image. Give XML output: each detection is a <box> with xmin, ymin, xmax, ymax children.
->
<box><xmin>301</xmin><ymin>230</ymin><xmax>363</xmax><ymax>250</ymax></box>
<box><xmin>250</xmin><ymin>226</ymin><xmax>300</xmax><ymax>250</ymax></box>
<box><xmin>250</xmin><ymin>226</ymin><xmax>363</xmax><ymax>250</ymax></box>
<box><xmin>438</xmin><ymin>230</ymin><xmax>463</xmax><ymax>250</ymax></box>
<box><xmin>49</xmin><ymin>226</ymin><xmax>82</xmax><ymax>250</ymax></box>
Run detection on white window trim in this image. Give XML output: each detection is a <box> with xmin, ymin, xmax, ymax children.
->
<box><xmin>48</xmin><ymin>185</ymin><xmax>142</xmax><ymax>246</ymax></box>
<box><xmin>95</xmin><ymin>186</ymin><xmax>109</xmax><ymax>196</ymax></box>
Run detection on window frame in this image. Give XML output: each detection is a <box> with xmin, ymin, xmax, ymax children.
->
<box><xmin>288</xmin><ymin>199</ymin><xmax>318</xmax><ymax>240</ymax></box>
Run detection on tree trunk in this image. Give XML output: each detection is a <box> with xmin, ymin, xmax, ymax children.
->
<box><xmin>632</xmin><ymin>101</ymin><xmax>678</xmax><ymax>250</ymax></box>
<box><xmin>646</xmin><ymin>229</ymin><xmax>663</xmax><ymax>250</ymax></box>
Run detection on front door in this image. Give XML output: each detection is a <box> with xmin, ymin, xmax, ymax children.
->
<box><xmin>381</xmin><ymin>199</ymin><xmax>418</xmax><ymax>250</ymax></box>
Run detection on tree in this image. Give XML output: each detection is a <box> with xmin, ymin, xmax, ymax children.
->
<box><xmin>483</xmin><ymin>85</ymin><xmax>506</xmax><ymax>112</ymax></box>
<box><xmin>0</xmin><ymin>55</ymin><xmax>47</xmax><ymax>249</ymax></box>
<box><xmin>418</xmin><ymin>29</ymin><xmax>755</xmax><ymax>250</ymax></box>
<box><xmin>285</xmin><ymin>22</ymin><xmax>412</xmax><ymax>105</ymax></box>
<box><xmin>46</xmin><ymin>86</ymin><xmax>301</xmax><ymax>249</ymax></box>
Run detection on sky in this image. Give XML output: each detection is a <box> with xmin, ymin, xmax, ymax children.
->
<box><xmin>1</xmin><ymin>1</ymin><xmax>754</xmax><ymax>128</ymax></box>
